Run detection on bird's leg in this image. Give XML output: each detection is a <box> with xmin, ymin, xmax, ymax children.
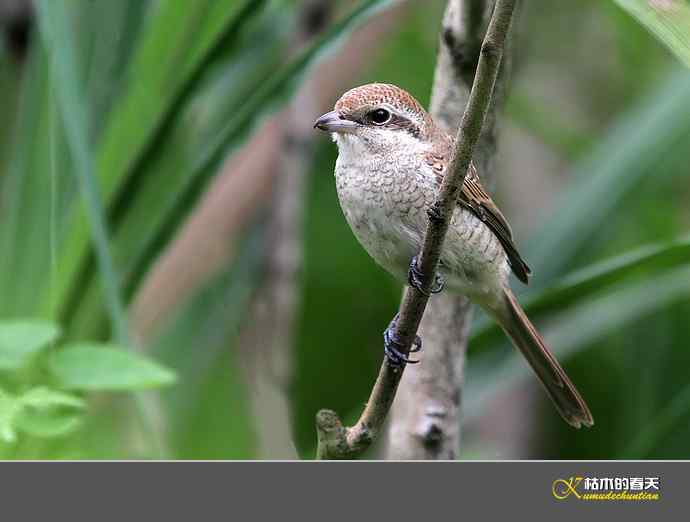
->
<box><xmin>383</xmin><ymin>313</ymin><xmax>422</xmax><ymax>367</ymax></box>
<box><xmin>408</xmin><ymin>255</ymin><xmax>445</xmax><ymax>296</ymax></box>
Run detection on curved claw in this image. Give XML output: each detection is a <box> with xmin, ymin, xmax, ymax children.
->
<box><xmin>408</xmin><ymin>255</ymin><xmax>445</xmax><ymax>296</ymax></box>
<box><xmin>427</xmin><ymin>205</ymin><xmax>444</xmax><ymax>224</ymax></box>
<box><xmin>383</xmin><ymin>317</ymin><xmax>421</xmax><ymax>366</ymax></box>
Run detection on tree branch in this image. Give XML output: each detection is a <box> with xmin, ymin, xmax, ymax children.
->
<box><xmin>315</xmin><ymin>0</ymin><xmax>516</xmax><ymax>460</ymax></box>
<box><xmin>385</xmin><ymin>0</ymin><xmax>515</xmax><ymax>459</ymax></box>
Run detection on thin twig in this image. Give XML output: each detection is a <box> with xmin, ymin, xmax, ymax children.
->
<box><xmin>385</xmin><ymin>0</ymin><xmax>515</xmax><ymax>460</ymax></box>
<box><xmin>315</xmin><ymin>0</ymin><xmax>516</xmax><ymax>460</ymax></box>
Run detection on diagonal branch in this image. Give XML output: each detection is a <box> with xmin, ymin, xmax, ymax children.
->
<box><xmin>315</xmin><ymin>0</ymin><xmax>517</xmax><ymax>460</ymax></box>
<box><xmin>385</xmin><ymin>0</ymin><xmax>516</xmax><ymax>460</ymax></box>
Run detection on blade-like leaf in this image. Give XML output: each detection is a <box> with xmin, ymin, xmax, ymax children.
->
<box><xmin>0</xmin><ymin>320</ymin><xmax>61</xmax><ymax>369</ymax></box>
<box><xmin>0</xmin><ymin>0</ymin><xmax>147</xmax><ymax>317</ymax></box>
<box><xmin>464</xmin><ymin>265</ymin><xmax>690</xmax><ymax>420</ymax></box>
<box><xmin>43</xmin><ymin>0</ymin><xmax>268</xmax><ymax>322</ymax></box>
<box><xmin>128</xmin><ymin>0</ymin><xmax>396</xmax><ymax>297</ymax></box>
<box><xmin>37</xmin><ymin>0</ymin><xmax>130</xmax><ymax>342</ymax></box>
<box><xmin>49</xmin><ymin>343</ymin><xmax>177</xmax><ymax>391</ymax></box>
<box><xmin>63</xmin><ymin>7</ymin><xmax>289</xmax><ymax>339</ymax></box>
<box><xmin>57</xmin><ymin>0</ymin><xmax>395</xmax><ymax>340</ymax></box>
<box><xmin>620</xmin><ymin>382</ymin><xmax>690</xmax><ymax>458</ymax></box>
<box><xmin>471</xmin><ymin>234</ymin><xmax>690</xmax><ymax>350</ymax></box>
<box><xmin>0</xmin><ymin>47</ymin><xmax>74</xmax><ymax>317</ymax></box>
<box><xmin>613</xmin><ymin>0</ymin><xmax>690</xmax><ymax>68</ymax></box>
<box><xmin>524</xmin><ymin>71</ymin><xmax>690</xmax><ymax>285</ymax></box>
<box><xmin>75</xmin><ymin>0</ymin><xmax>150</xmax><ymax>136</ymax></box>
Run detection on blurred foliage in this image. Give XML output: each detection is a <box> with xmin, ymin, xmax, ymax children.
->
<box><xmin>0</xmin><ymin>0</ymin><xmax>689</xmax><ymax>460</ymax></box>
<box><xmin>613</xmin><ymin>0</ymin><xmax>690</xmax><ymax>68</ymax></box>
<box><xmin>0</xmin><ymin>319</ymin><xmax>174</xmax><ymax>456</ymax></box>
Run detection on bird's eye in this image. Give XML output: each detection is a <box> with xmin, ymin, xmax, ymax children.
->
<box><xmin>368</xmin><ymin>108</ymin><xmax>391</xmax><ymax>125</ymax></box>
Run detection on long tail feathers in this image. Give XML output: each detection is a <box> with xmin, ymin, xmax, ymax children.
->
<box><xmin>494</xmin><ymin>288</ymin><xmax>594</xmax><ymax>429</ymax></box>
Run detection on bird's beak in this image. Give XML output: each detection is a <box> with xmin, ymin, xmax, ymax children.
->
<box><xmin>313</xmin><ymin>111</ymin><xmax>358</xmax><ymax>134</ymax></box>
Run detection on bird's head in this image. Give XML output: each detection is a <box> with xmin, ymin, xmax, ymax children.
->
<box><xmin>314</xmin><ymin>83</ymin><xmax>439</xmax><ymax>156</ymax></box>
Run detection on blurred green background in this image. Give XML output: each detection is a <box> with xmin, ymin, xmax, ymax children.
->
<box><xmin>1</xmin><ymin>0</ymin><xmax>689</xmax><ymax>459</ymax></box>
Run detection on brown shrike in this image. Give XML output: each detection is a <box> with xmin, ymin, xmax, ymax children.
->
<box><xmin>314</xmin><ymin>83</ymin><xmax>593</xmax><ymax>428</ymax></box>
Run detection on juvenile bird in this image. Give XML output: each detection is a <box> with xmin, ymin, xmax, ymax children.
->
<box><xmin>314</xmin><ymin>83</ymin><xmax>593</xmax><ymax>429</ymax></box>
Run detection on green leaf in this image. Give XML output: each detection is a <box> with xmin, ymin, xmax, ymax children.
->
<box><xmin>0</xmin><ymin>0</ymin><xmax>146</xmax><ymax>317</ymax></box>
<box><xmin>49</xmin><ymin>344</ymin><xmax>177</xmax><ymax>391</ymax></box>
<box><xmin>97</xmin><ymin>0</ymin><xmax>267</xmax><ymax>197</ymax></box>
<box><xmin>620</xmin><ymin>382</ymin><xmax>690</xmax><ymax>458</ymax></box>
<box><xmin>471</xmin><ymin>234</ymin><xmax>690</xmax><ymax>351</ymax></box>
<box><xmin>19</xmin><ymin>387</ymin><xmax>86</xmax><ymax>410</ymax></box>
<box><xmin>57</xmin><ymin>0</ymin><xmax>393</xmax><ymax>340</ymax></box>
<box><xmin>613</xmin><ymin>0</ymin><xmax>690</xmax><ymax>68</ymax></box>
<box><xmin>43</xmin><ymin>0</ymin><xmax>268</xmax><ymax>325</ymax></box>
<box><xmin>14</xmin><ymin>412</ymin><xmax>83</xmax><ymax>438</ymax></box>
<box><xmin>525</xmin><ymin>71</ymin><xmax>690</xmax><ymax>285</ymax></box>
<box><xmin>0</xmin><ymin>46</ymin><xmax>75</xmax><ymax>317</ymax></box>
<box><xmin>36</xmin><ymin>0</ymin><xmax>130</xmax><ymax>342</ymax></box>
<box><xmin>14</xmin><ymin>387</ymin><xmax>85</xmax><ymax>438</ymax></box>
<box><xmin>0</xmin><ymin>388</ymin><xmax>21</xmax><ymax>443</ymax></box>
<box><xmin>62</xmin><ymin>5</ymin><xmax>288</xmax><ymax>340</ymax></box>
<box><xmin>142</xmin><ymin>0</ymin><xmax>396</xmax><ymax>260</ymax></box>
<box><xmin>464</xmin><ymin>265</ymin><xmax>690</xmax><ymax>420</ymax></box>
<box><xmin>0</xmin><ymin>320</ymin><xmax>61</xmax><ymax>370</ymax></box>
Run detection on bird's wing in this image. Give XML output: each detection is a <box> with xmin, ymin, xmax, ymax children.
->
<box><xmin>459</xmin><ymin>163</ymin><xmax>531</xmax><ymax>284</ymax></box>
<box><xmin>425</xmin><ymin>143</ymin><xmax>531</xmax><ymax>284</ymax></box>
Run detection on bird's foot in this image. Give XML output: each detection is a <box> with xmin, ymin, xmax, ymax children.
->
<box><xmin>427</xmin><ymin>205</ymin><xmax>444</xmax><ymax>224</ymax></box>
<box><xmin>383</xmin><ymin>314</ymin><xmax>422</xmax><ymax>367</ymax></box>
<box><xmin>408</xmin><ymin>255</ymin><xmax>445</xmax><ymax>296</ymax></box>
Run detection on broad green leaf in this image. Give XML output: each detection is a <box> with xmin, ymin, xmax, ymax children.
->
<box><xmin>14</xmin><ymin>387</ymin><xmax>85</xmax><ymax>438</ymax></box>
<box><xmin>0</xmin><ymin>389</ymin><xmax>21</xmax><ymax>443</ymax></box>
<box><xmin>613</xmin><ymin>0</ymin><xmax>690</xmax><ymax>68</ymax></box>
<box><xmin>0</xmin><ymin>320</ymin><xmax>61</xmax><ymax>369</ymax></box>
<box><xmin>19</xmin><ymin>387</ymin><xmax>85</xmax><ymax>410</ymax></box>
<box><xmin>49</xmin><ymin>344</ymin><xmax>177</xmax><ymax>391</ymax></box>
<box><xmin>15</xmin><ymin>411</ymin><xmax>83</xmax><ymax>438</ymax></box>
